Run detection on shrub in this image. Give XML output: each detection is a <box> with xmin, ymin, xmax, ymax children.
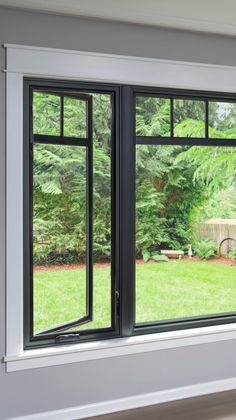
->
<box><xmin>152</xmin><ymin>254</ymin><xmax>169</xmax><ymax>263</ymax></box>
<box><xmin>142</xmin><ymin>250</ymin><xmax>169</xmax><ymax>263</ymax></box>
<box><xmin>193</xmin><ymin>237</ymin><xmax>217</xmax><ymax>260</ymax></box>
<box><xmin>230</xmin><ymin>246</ymin><xmax>236</xmax><ymax>260</ymax></box>
<box><xmin>142</xmin><ymin>249</ymin><xmax>151</xmax><ymax>262</ymax></box>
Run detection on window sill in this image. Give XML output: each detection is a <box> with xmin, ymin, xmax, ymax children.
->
<box><xmin>4</xmin><ymin>323</ymin><xmax>236</xmax><ymax>372</ymax></box>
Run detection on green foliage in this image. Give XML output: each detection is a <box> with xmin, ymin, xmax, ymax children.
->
<box><xmin>33</xmin><ymin>93</ymin><xmax>112</xmax><ymax>264</ymax></box>
<box><xmin>193</xmin><ymin>188</ymin><xmax>236</xmax><ymax>223</ymax></box>
<box><xmin>193</xmin><ymin>237</ymin><xmax>217</xmax><ymax>260</ymax></box>
<box><xmin>174</xmin><ymin>119</ymin><xmax>205</xmax><ymax>138</ymax></box>
<box><xmin>142</xmin><ymin>249</ymin><xmax>151</xmax><ymax>262</ymax></box>
<box><xmin>152</xmin><ymin>254</ymin><xmax>169</xmax><ymax>262</ymax></box>
<box><xmin>174</xmin><ymin>99</ymin><xmax>205</xmax><ymax>124</ymax></box>
<box><xmin>136</xmin><ymin>178</ymin><xmax>169</xmax><ymax>256</ymax></box>
<box><xmin>33</xmin><ymin>93</ymin><xmax>61</xmax><ymax>136</ymax></box>
<box><xmin>230</xmin><ymin>246</ymin><xmax>236</xmax><ymax>260</ymax></box>
<box><xmin>136</xmin><ymin>143</ymin><xmax>202</xmax><ymax>255</ymax></box>
<box><xmin>33</xmin><ymin>93</ymin><xmax>236</xmax><ymax>264</ymax></box>
<box><xmin>136</xmin><ymin>97</ymin><xmax>170</xmax><ymax>136</ymax></box>
<box><xmin>141</xmin><ymin>249</ymin><xmax>168</xmax><ymax>263</ymax></box>
<box><xmin>176</xmin><ymin>146</ymin><xmax>236</xmax><ymax>190</ymax></box>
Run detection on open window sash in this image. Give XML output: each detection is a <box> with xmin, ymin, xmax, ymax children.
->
<box><xmin>32</xmin><ymin>89</ymin><xmax>93</xmax><ymax>336</ymax></box>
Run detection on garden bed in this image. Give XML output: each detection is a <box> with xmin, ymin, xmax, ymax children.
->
<box><xmin>33</xmin><ymin>256</ymin><xmax>236</xmax><ymax>273</ymax></box>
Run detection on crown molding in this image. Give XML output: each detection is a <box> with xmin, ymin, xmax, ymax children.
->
<box><xmin>4</xmin><ymin>44</ymin><xmax>236</xmax><ymax>93</ymax></box>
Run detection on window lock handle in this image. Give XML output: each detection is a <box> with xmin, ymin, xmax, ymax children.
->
<box><xmin>55</xmin><ymin>333</ymin><xmax>80</xmax><ymax>344</ymax></box>
<box><xmin>116</xmin><ymin>290</ymin><xmax>120</xmax><ymax>317</ymax></box>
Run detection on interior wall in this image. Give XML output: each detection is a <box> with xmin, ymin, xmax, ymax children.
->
<box><xmin>1</xmin><ymin>6</ymin><xmax>236</xmax><ymax>419</ymax></box>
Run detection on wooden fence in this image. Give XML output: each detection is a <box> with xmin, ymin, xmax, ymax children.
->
<box><xmin>198</xmin><ymin>219</ymin><xmax>236</xmax><ymax>255</ymax></box>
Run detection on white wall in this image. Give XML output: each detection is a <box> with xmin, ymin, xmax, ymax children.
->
<box><xmin>1</xmin><ymin>7</ymin><xmax>236</xmax><ymax>419</ymax></box>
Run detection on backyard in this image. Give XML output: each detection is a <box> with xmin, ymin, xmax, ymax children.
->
<box><xmin>32</xmin><ymin>91</ymin><xmax>236</xmax><ymax>335</ymax></box>
<box><xmin>34</xmin><ymin>259</ymin><xmax>236</xmax><ymax>333</ymax></box>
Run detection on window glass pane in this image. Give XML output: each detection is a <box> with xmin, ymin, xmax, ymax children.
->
<box><xmin>135</xmin><ymin>144</ymin><xmax>236</xmax><ymax>325</ymax></box>
<box><xmin>174</xmin><ymin>99</ymin><xmax>205</xmax><ymax>138</ymax></box>
<box><xmin>33</xmin><ymin>144</ymin><xmax>87</xmax><ymax>333</ymax></box>
<box><xmin>64</xmin><ymin>97</ymin><xmax>87</xmax><ymax>138</ymax></box>
<box><xmin>209</xmin><ymin>101</ymin><xmax>236</xmax><ymax>139</ymax></box>
<box><xmin>136</xmin><ymin>96</ymin><xmax>170</xmax><ymax>136</ymax></box>
<box><xmin>33</xmin><ymin>92</ymin><xmax>61</xmax><ymax>136</ymax></box>
<box><xmin>75</xmin><ymin>93</ymin><xmax>112</xmax><ymax>331</ymax></box>
<box><xmin>33</xmin><ymin>93</ymin><xmax>112</xmax><ymax>334</ymax></box>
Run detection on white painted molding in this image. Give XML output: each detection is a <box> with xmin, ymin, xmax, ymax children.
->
<box><xmin>6</xmin><ymin>71</ymin><xmax>24</xmax><ymax>357</ymax></box>
<box><xmin>5</xmin><ymin>43</ymin><xmax>236</xmax><ymax>372</ymax></box>
<box><xmin>9</xmin><ymin>377</ymin><xmax>236</xmax><ymax>420</ymax></box>
<box><xmin>5</xmin><ymin>323</ymin><xmax>236</xmax><ymax>372</ymax></box>
<box><xmin>4</xmin><ymin>43</ymin><xmax>236</xmax><ymax>92</ymax></box>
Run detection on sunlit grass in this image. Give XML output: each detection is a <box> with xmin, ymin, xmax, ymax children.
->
<box><xmin>136</xmin><ymin>260</ymin><xmax>236</xmax><ymax>323</ymax></box>
<box><xmin>34</xmin><ymin>260</ymin><xmax>236</xmax><ymax>333</ymax></box>
<box><xmin>34</xmin><ymin>266</ymin><xmax>111</xmax><ymax>333</ymax></box>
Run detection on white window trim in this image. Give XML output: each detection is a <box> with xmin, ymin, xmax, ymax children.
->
<box><xmin>5</xmin><ymin>43</ymin><xmax>236</xmax><ymax>372</ymax></box>
<box><xmin>4</xmin><ymin>324</ymin><xmax>236</xmax><ymax>372</ymax></box>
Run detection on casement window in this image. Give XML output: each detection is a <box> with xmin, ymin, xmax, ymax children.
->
<box><xmin>24</xmin><ymin>81</ymin><xmax>120</xmax><ymax>348</ymax></box>
<box><xmin>134</xmin><ymin>89</ymin><xmax>236</xmax><ymax>334</ymax></box>
<box><xmin>23</xmin><ymin>79</ymin><xmax>236</xmax><ymax>349</ymax></box>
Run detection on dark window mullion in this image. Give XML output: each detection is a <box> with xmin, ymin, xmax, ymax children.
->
<box><xmin>135</xmin><ymin>136</ymin><xmax>236</xmax><ymax>147</ymax></box>
<box><xmin>33</xmin><ymin>134</ymin><xmax>88</xmax><ymax>146</ymax></box>
<box><xmin>110</xmin><ymin>91</ymin><xmax>120</xmax><ymax>330</ymax></box>
<box><xmin>61</xmin><ymin>95</ymin><xmax>64</xmax><ymax>137</ymax></box>
<box><xmin>86</xmin><ymin>97</ymin><xmax>93</xmax><ymax>324</ymax></box>
<box><xmin>133</xmin><ymin>85</ymin><xmax>236</xmax><ymax>102</ymax></box>
<box><xmin>120</xmin><ymin>85</ymin><xmax>135</xmax><ymax>336</ymax></box>
<box><xmin>205</xmin><ymin>100</ymin><xmax>209</xmax><ymax>138</ymax></box>
<box><xmin>170</xmin><ymin>98</ymin><xmax>174</xmax><ymax>137</ymax></box>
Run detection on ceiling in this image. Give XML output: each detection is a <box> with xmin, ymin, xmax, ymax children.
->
<box><xmin>1</xmin><ymin>0</ymin><xmax>236</xmax><ymax>37</ymax></box>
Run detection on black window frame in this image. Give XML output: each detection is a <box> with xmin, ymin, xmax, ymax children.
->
<box><xmin>24</xmin><ymin>79</ymin><xmax>236</xmax><ymax>350</ymax></box>
<box><xmin>24</xmin><ymin>79</ymin><xmax>121</xmax><ymax>349</ymax></box>
<box><xmin>32</xmin><ymin>89</ymin><xmax>94</xmax><ymax>337</ymax></box>
<box><xmin>133</xmin><ymin>85</ymin><xmax>236</xmax><ymax>336</ymax></box>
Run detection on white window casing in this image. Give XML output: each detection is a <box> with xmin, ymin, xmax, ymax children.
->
<box><xmin>5</xmin><ymin>43</ymin><xmax>236</xmax><ymax>372</ymax></box>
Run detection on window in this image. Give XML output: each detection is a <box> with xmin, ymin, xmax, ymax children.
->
<box><xmin>24</xmin><ymin>81</ymin><xmax>236</xmax><ymax>349</ymax></box>
<box><xmin>24</xmin><ymin>81</ymin><xmax>120</xmax><ymax>347</ymax></box>
<box><xmin>32</xmin><ymin>90</ymin><xmax>95</xmax><ymax>335</ymax></box>
<box><xmin>134</xmin><ymin>89</ymin><xmax>236</xmax><ymax>334</ymax></box>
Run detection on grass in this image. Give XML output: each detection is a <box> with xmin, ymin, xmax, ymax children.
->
<box><xmin>136</xmin><ymin>260</ymin><xmax>236</xmax><ymax>323</ymax></box>
<box><xmin>34</xmin><ymin>260</ymin><xmax>236</xmax><ymax>333</ymax></box>
<box><xmin>34</xmin><ymin>266</ymin><xmax>111</xmax><ymax>332</ymax></box>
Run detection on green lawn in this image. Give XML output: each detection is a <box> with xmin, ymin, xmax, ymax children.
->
<box><xmin>34</xmin><ymin>260</ymin><xmax>236</xmax><ymax>333</ymax></box>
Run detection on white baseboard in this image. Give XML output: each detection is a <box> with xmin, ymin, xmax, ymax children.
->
<box><xmin>10</xmin><ymin>376</ymin><xmax>236</xmax><ymax>420</ymax></box>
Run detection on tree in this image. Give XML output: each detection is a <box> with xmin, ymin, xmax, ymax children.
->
<box><xmin>33</xmin><ymin>92</ymin><xmax>236</xmax><ymax>263</ymax></box>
